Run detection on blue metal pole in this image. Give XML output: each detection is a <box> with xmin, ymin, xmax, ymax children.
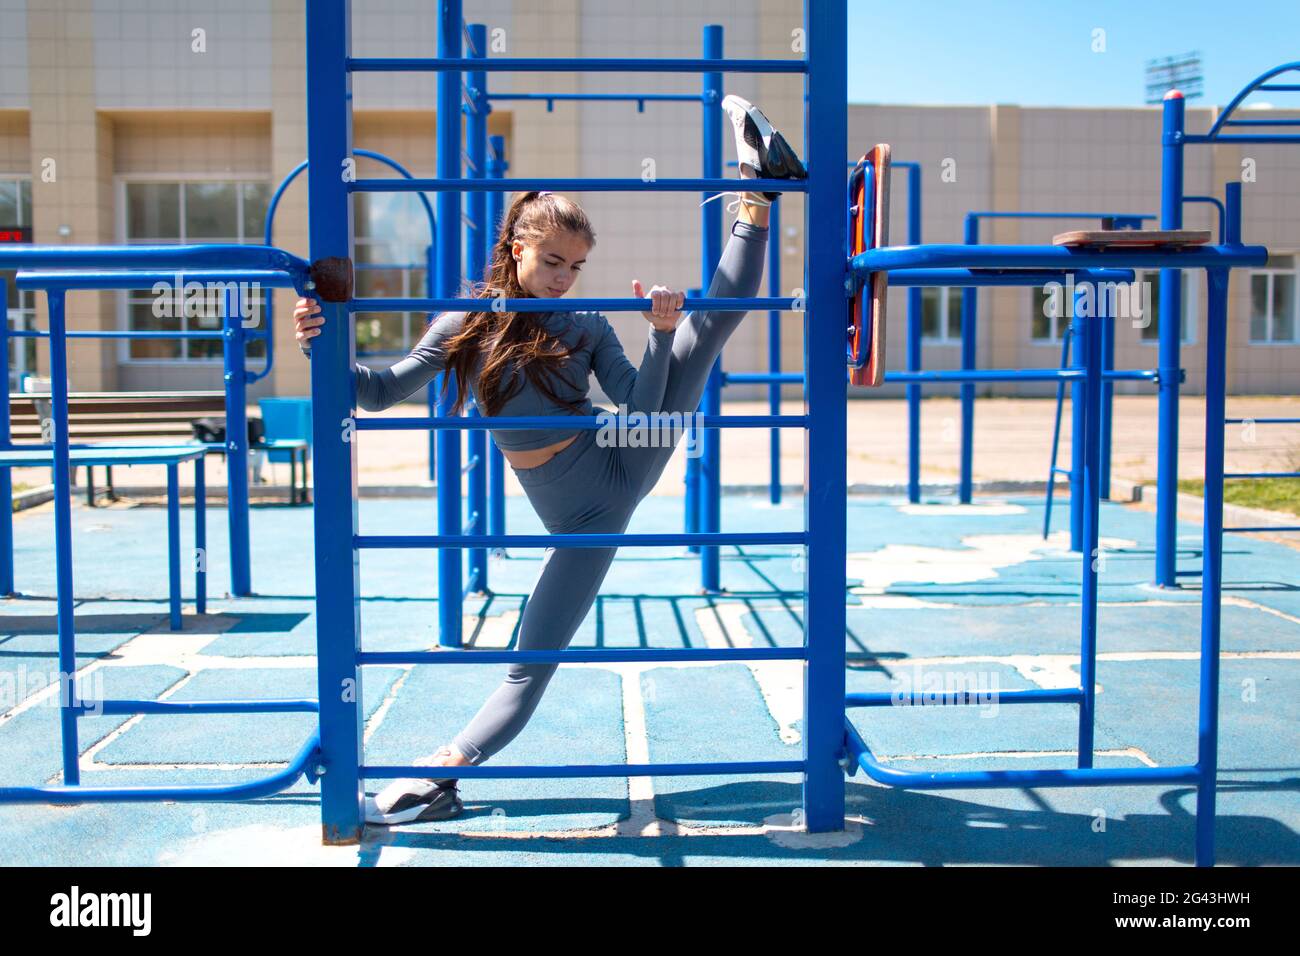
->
<box><xmin>436</xmin><ymin>0</ymin><xmax>464</xmax><ymax>645</ymax></box>
<box><xmin>487</xmin><ymin>135</ymin><xmax>508</xmax><ymax>544</ymax></box>
<box><xmin>166</xmin><ymin>464</ymin><xmax>181</xmax><ymax>629</ymax></box>
<box><xmin>47</xmin><ymin>289</ymin><xmax>80</xmax><ymax>786</ymax></box>
<box><xmin>1077</xmin><ymin>279</ymin><xmax>1104</xmax><ymax>767</ymax></box>
<box><xmin>1156</xmin><ymin>91</ymin><xmax>1186</xmax><ymax>587</ymax></box>
<box><xmin>700</xmin><ymin>25</ymin><xmax>723</xmax><ymax>591</ymax></box>
<box><xmin>0</xmin><ymin>277</ymin><xmax>12</xmax><ymax>595</ymax></box>
<box><xmin>1043</xmin><ymin>325</ymin><xmax>1072</xmax><ymax>538</ymax></box>
<box><xmin>465</xmin><ymin>22</ymin><xmax>488</xmax><ymax>594</ymax></box>
<box><xmin>1070</xmin><ymin>281</ymin><xmax>1086</xmax><ymax>552</ymax></box>
<box><xmin>305</xmin><ymin>0</ymin><xmax>363</xmax><ymax>844</ymax></box>
<box><xmin>194</xmin><ymin>454</ymin><xmax>206</xmax><ymax>615</ymax></box>
<box><xmin>684</xmin><ymin>292</ymin><xmax>701</xmax><ymax>552</ymax></box>
<box><xmin>1197</xmin><ymin>263</ymin><xmax>1230</xmax><ymax>868</ymax></box>
<box><xmin>959</xmin><ymin>215</ymin><xmax>977</xmax><ymax>503</ymax></box>
<box><xmin>803</xmin><ymin>0</ymin><xmax>847</xmax><ymax>833</ymax></box>
<box><xmin>223</xmin><ymin>284</ymin><xmax>251</xmax><ymax>596</ymax></box>
<box><xmin>768</xmin><ymin>197</ymin><xmax>782</xmax><ymax>505</ymax></box>
<box><xmin>906</xmin><ymin>165</ymin><xmax>923</xmax><ymax>503</ymax></box>
<box><xmin>427</xmin><ymin>243</ymin><xmax>437</xmax><ymax>482</ymax></box>
<box><xmin>1100</xmin><ymin>307</ymin><xmax>1114</xmax><ymax>500</ymax></box>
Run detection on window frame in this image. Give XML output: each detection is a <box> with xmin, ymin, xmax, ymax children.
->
<box><xmin>1134</xmin><ymin>268</ymin><xmax>1199</xmax><ymax>348</ymax></box>
<box><xmin>919</xmin><ymin>285</ymin><xmax>964</xmax><ymax>344</ymax></box>
<box><xmin>1</xmin><ymin>176</ymin><xmax>36</xmax><ymax>391</ymax></box>
<box><xmin>1247</xmin><ymin>254</ymin><xmax>1299</xmax><ymax>346</ymax></box>
<box><xmin>114</xmin><ymin>173</ymin><xmax>272</xmax><ymax>366</ymax></box>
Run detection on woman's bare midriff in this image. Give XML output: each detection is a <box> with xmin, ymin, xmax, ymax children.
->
<box><xmin>501</xmin><ymin>434</ymin><xmax>578</xmax><ymax>471</ymax></box>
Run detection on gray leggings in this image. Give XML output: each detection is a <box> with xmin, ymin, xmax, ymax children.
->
<box><xmin>450</xmin><ymin>218</ymin><xmax>770</xmax><ymax>766</ymax></box>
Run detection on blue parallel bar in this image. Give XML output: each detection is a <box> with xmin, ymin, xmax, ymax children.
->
<box><xmin>166</xmin><ymin>464</ymin><xmax>181</xmax><ymax>630</ymax></box>
<box><xmin>958</xmin><ymin>216</ymin><xmax>977</xmax><ymax>503</ymax></box>
<box><xmin>903</xmin><ymin>162</ymin><xmax>922</xmax><ymax>504</ymax></box>
<box><xmin>724</xmin><ymin>369</ymin><xmax>1152</xmax><ymax>385</ymax></box>
<box><xmin>0</xmin><ymin>730</ymin><xmax>320</xmax><ymax>804</ymax></box>
<box><xmin>466</xmin><ymin>23</ymin><xmax>489</xmax><ymax>595</ymax></box>
<box><xmin>1157</xmin><ymin>92</ymin><xmax>1186</xmax><ymax>589</ymax></box>
<box><xmin>888</xmin><ymin>267</ymin><xmax>1134</xmax><ymax>287</ymax></box>
<box><xmin>349</xmin><ymin>295</ymin><xmax>795</xmax><ymax>312</ymax></box>
<box><xmin>1226</xmin><ymin>526</ymin><xmax>1300</xmax><ymax>533</ymax></box>
<box><xmin>1224</xmin><ymin>471</ymin><xmax>1300</xmax><ymax>479</ymax></box>
<box><xmin>0</xmin><ymin>277</ymin><xmax>11</xmax><ymax>596</ymax></box>
<box><xmin>223</xmin><ymin>284</ymin><xmax>250</xmax><ymax>597</ymax></box>
<box><xmin>363</xmin><ymin>760</ymin><xmax>805</xmax><ymax>780</ymax></box>
<box><xmin>844</xmin><ymin>720</ymin><xmax>1199</xmax><ymax>790</ymax></box>
<box><xmin>346</xmin><ymin>56</ymin><xmax>807</xmax><ymax>74</ymax></box>
<box><xmin>1197</xmin><ymin>259</ymin><xmax>1233</xmax><ymax>867</ymax></box>
<box><xmin>89</xmin><ymin>698</ymin><xmax>318</xmax><ymax>715</ymax></box>
<box><xmin>9</xmin><ymin>330</ymin><xmax>229</xmax><ymax>340</ymax></box>
<box><xmin>1225</xmin><ymin>417</ymin><xmax>1300</xmax><ymax>424</ymax></box>
<box><xmin>724</xmin><ymin>372</ymin><xmax>802</xmax><ymax>384</ymax></box>
<box><xmin>1077</xmin><ymin>283</ymin><xmax>1105</xmax><ymax>768</ymax></box>
<box><xmin>768</xmin><ymin>196</ymin><xmax>782</xmax><ymax>505</ymax></box>
<box><xmin>487</xmin><ymin>93</ymin><xmax>701</xmax><ymax>108</ymax></box>
<box><xmin>355</xmin><ymin>414</ymin><xmax>807</xmax><ymax>431</ymax></box>
<box><xmin>305</xmin><ymin>0</ymin><xmax>362</xmax><ymax>844</ymax></box>
<box><xmin>851</xmin><ymin>244</ymin><xmax>1266</xmax><ymax>271</ymax></box>
<box><xmin>191</xmin><ymin>444</ymin><xmax>207</xmax><ymax>611</ymax></box>
<box><xmin>486</xmin><ymin>135</ymin><xmax>508</xmax><ymax>543</ymax></box>
<box><xmin>848</xmin><ymin>687</ymin><xmax>1084</xmax><ymax>706</ymax></box>
<box><xmin>361</xmin><ymin>647</ymin><xmax>806</xmax><ymax>665</ymax></box>
<box><xmin>1222</xmin><ymin>117</ymin><xmax>1300</xmax><ymax>126</ymax></box>
<box><xmin>0</xmin><ymin>244</ymin><xmax>311</xmax><ymax>285</ymax></box>
<box><xmin>436</xmin><ymin>0</ymin><xmax>464</xmax><ymax>649</ymax></box>
<box><xmin>13</xmin><ymin>269</ymin><xmax>297</xmax><ymax>290</ymax></box>
<box><xmin>1044</xmin><ymin>325</ymin><xmax>1073</xmax><ymax>539</ymax></box>
<box><xmin>1183</xmin><ymin>134</ymin><xmax>1300</xmax><ymax>144</ymax></box>
<box><xmin>351</xmin><ymin>177</ymin><xmax>807</xmax><ymax>195</ymax></box>
<box><xmin>700</xmin><ymin>23</ymin><xmax>723</xmax><ymax>593</ymax></box>
<box><xmin>48</xmin><ymin>290</ymin><xmax>80</xmax><ymax>787</ymax></box>
<box><xmin>356</xmin><ymin>531</ymin><xmax>805</xmax><ymax>549</ymax></box>
<box><xmin>804</xmin><ymin>0</ymin><xmax>848</xmax><ymax>833</ymax></box>
<box><xmin>1070</xmin><ymin>286</ymin><xmax>1086</xmax><ymax>553</ymax></box>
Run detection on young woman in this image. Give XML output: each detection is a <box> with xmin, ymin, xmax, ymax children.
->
<box><xmin>294</xmin><ymin>95</ymin><xmax>806</xmax><ymax>825</ymax></box>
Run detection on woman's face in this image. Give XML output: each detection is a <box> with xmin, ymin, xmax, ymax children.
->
<box><xmin>512</xmin><ymin>230</ymin><xmax>591</xmax><ymax>299</ymax></box>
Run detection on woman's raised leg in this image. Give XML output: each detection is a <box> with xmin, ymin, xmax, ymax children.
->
<box><xmin>620</xmin><ymin>216</ymin><xmax>770</xmax><ymax>497</ymax></box>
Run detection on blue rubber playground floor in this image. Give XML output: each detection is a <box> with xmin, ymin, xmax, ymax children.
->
<box><xmin>2</xmin><ymin>492</ymin><xmax>1297</xmax><ymax>866</ymax></box>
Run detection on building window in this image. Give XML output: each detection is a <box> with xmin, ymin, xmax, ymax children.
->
<box><xmin>920</xmin><ymin>286</ymin><xmax>962</xmax><ymax>342</ymax></box>
<box><xmin>1249</xmin><ymin>254</ymin><xmax>1297</xmax><ymax>344</ymax></box>
<box><xmin>1135</xmin><ymin>269</ymin><xmax>1197</xmax><ymax>345</ymax></box>
<box><xmin>121</xmin><ymin>180</ymin><xmax>271</xmax><ymax>362</ymax></box>
<box><xmin>354</xmin><ymin>192</ymin><xmax>433</xmax><ymax>358</ymax></box>
<box><xmin>1031</xmin><ymin>286</ymin><xmax>1069</xmax><ymax>343</ymax></box>
<box><xmin>1</xmin><ymin>178</ymin><xmax>35</xmax><ymax>391</ymax></box>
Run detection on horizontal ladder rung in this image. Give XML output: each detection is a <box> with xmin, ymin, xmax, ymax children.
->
<box><xmin>356</xmin><ymin>531</ymin><xmax>805</xmax><ymax>549</ymax></box>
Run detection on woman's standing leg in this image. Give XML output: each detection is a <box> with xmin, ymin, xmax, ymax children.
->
<box><xmin>449</xmin><ymin>445</ymin><xmax>638</xmax><ymax>766</ymax></box>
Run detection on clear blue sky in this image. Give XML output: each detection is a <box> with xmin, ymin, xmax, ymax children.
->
<box><xmin>848</xmin><ymin>1</ymin><xmax>1300</xmax><ymax>108</ymax></box>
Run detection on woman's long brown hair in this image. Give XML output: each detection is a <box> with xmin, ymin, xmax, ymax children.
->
<box><xmin>437</xmin><ymin>190</ymin><xmax>597</xmax><ymax>417</ymax></box>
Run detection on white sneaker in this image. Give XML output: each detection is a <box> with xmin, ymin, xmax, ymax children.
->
<box><xmin>719</xmin><ymin>94</ymin><xmax>808</xmax><ymax>199</ymax></box>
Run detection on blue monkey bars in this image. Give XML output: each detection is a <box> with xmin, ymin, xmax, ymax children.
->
<box><xmin>1153</xmin><ymin>62</ymin><xmax>1300</xmax><ymax>587</ymax></box>
<box><xmin>305</xmin><ymin>0</ymin><xmax>848</xmax><ymax>844</ymax></box>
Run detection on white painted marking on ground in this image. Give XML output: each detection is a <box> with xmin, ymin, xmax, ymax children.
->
<box><xmin>156</xmin><ymin>824</ymin><xmax>413</xmax><ymax>866</ymax></box>
<box><xmin>897</xmin><ymin>502</ymin><xmax>1028</xmax><ymax>516</ymax></box>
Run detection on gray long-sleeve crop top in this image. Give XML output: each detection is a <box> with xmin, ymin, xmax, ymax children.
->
<box><xmin>302</xmin><ymin>309</ymin><xmax>677</xmax><ymax>451</ymax></box>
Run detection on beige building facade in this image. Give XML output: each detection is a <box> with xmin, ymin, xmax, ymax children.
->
<box><xmin>1</xmin><ymin>0</ymin><xmax>1296</xmax><ymax>402</ymax></box>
